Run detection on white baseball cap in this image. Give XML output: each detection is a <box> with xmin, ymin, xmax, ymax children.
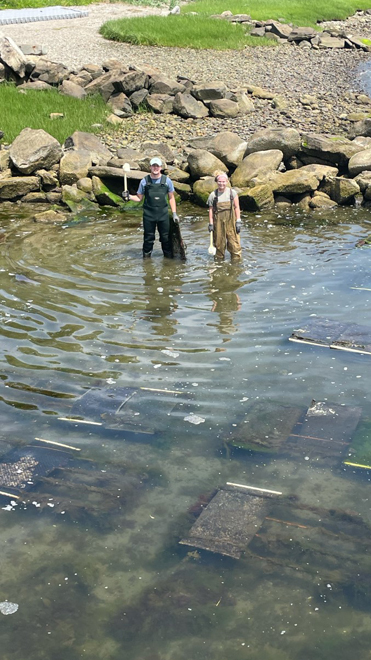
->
<box><xmin>150</xmin><ymin>157</ymin><xmax>162</xmax><ymax>166</ymax></box>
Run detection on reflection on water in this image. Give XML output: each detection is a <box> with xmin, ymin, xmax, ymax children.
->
<box><xmin>1</xmin><ymin>202</ymin><xmax>371</xmax><ymax>659</ymax></box>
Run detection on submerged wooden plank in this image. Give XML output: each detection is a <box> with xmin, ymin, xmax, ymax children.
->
<box><xmin>180</xmin><ymin>489</ymin><xmax>273</xmax><ymax>559</ymax></box>
<box><xmin>331</xmin><ymin>323</ymin><xmax>371</xmax><ymax>355</ymax></box>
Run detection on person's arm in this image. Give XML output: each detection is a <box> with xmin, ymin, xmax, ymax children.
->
<box><xmin>127</xmin><ymin>192</ymin><xmax>143</xmax><ymax>202</ymax></box>
<box><xmin>233</xmin><ymin>193</ymin><xmax>241</xmax><ymax>220</ymax></box>
<box><xmin>168</xmin><ymin>191</ymin><xmax>177</xmax><ymax>214</ymax></box>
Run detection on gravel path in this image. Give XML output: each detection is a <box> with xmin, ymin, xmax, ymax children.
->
<box><xmin>3</xmin><ymin>3</ymin><xmax>371</xmax><ymax>150</ymax></box>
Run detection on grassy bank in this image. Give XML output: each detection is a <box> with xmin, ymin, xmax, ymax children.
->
<box><xmin>0</xmin><ymin>84</ymin><xmax>110</xmax><ymax>144</ymax></box>
<box><xmin>99</xmin><ymin>0</ymin><xmax>371</xmax><ymax>49</ymax></box>
<box><xmin>100</xmin><ymin>14</ymin><xmax>273</xmax><ymax>49</ymax></box>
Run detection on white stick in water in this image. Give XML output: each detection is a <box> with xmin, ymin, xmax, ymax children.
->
<box><xmin>208</xmin><ymin>231</ymin><xmax>216</xmax><ymax>255</ymax></box>
<box><xmin>122</xmin><ymin>162</ymin><xmax>130</xmax><ymax>192</ymax></box>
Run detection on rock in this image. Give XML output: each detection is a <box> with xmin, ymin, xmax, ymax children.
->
<box><xmin>348</xmin><ymin>148</ymin><xmax>371</xmax><ymax>175</ymax></box>
<box><xmin>192</xmin><ymin>176</ymin><xmax>215</xmax><ymax>205</ymax></box>
<box><xmin>192</xmin><ymin>82</ymin><xmax>227</xmax><ymax>101</ymax></box>
<box><xmin>116</xmin><ymin>70</ymin><xmax>149</xmax><ymax>95</ymax></box>
<box><xmin>173</xmin><ymin>180</ymin><xmax>192</xmax><ymax>200</ymax></box>
<box><xmin>317</xmin><ymin>34</ymin><xmax>346</xmax><ymax>48</ymax></box>
<box><xmin>0</xmin><ymin>150</ymin><xmax>10</xmax><ymax>171</ymax></box>
<box><xmin>354</xmin><ymin>170</ymin><xmax>371</xmax><ymax>191</ymax></box>
<box><xmin>348</xmin><ymin>118</ymin><xmax>371</xmax><ymax>138</ymax></box>
<box><xmin>231</xmin><ymin>91</ymin><xmax>255</xmax><ymax>114</ymax></box>
<box><xmin>33</xmin><ymin>209</ymin><xmax>66</xmax><ymax>223</ymax></box>
<box><xmin>64</xmin><ymin>131</ymin><xmax>111</xmax><ymax>165</ymax></box>
<box><xmin>89</xmin><ymin>166</ymin><xmax>146</xmax><ymax>182</ymax></box>
<box><xmin>146</xmin><ymin>94</ymin><xmax>174</xmax><ymax>114</ymax></box>
<box><xmin>62</xmin><ymin>185</ymin><xmax>98</xmax><ymax>212</ymax></box>
<box><xmin>268</xmin><ymin>20</ymin><xmax>292</xmax><ymax>39</ymax></box>
<box><xmin>59</xmin><ymin>80</ymin><xmax>87</xmax><ymax>99</ymax></box>
<box><xmin>301</xmin><ymin>133</ymin><xmax>364</xmax><ymax>166</ymax></box>
<box><xmin>36</xmin><ymin>168</ymin><xmax>59</xmax><ymax>189</ymax></box>
<box><xmin>0</xmin><ymin>35</ymin><xmax>27</xmax><ymax>78</ymax></box>
<box><xmin>231</xmin><ymin>149</ymin><xmax>283</xmax><ymax>187</ymax></box>
<box><xmin>129</xmin><ymin>88</ymin><xmax>149</xmax><ymax>110</ymax></box>
<box><xmin>59</xmin><ymin>150</ymin><xmax>93</xmax><ymax>185</ymax></box>
<box><xmin>166</xmin><ymin>166</ymin><xmax>190</xmax><ymax>183</ymax></box>
<box><xmin>76</xmin><ymin>177</ymin><xmax>93</xmax><ymax>193</ymax></box>
<box><xmin>9</xmin><ymin>128</ymin><xmax>62</xmax><ymax>175</ymax></box>
<box><xmin>187</xmin><ymin>149</ymin><xmax>227</xmax><ymax>179</ymax></box>
<box><xmin>173</xmin><ymin>93</ymin><xmax>209</xmax><ymax>119</ymax></box>
<box><xmin>309</xmin><ymin>191</ymin><xmax>338</xmax><ymax>208</ymax></box>
<box><xmin>142</xmin><ymin>141</ymin><xmax>175</xmax><ymax>164</ymax></box>
<box><xmin>18</xmin><ymin>80</ymin><xmax>53</xmax><ymax>91</ymax></box>
<box><xmin>106</xmin><ymin>114</ymin><xmax>123</xmax><ymax>125</ymax></box>
<box><xmin>248</xmin><ymin>85</ymin><xmax>275</xmax><ymax>99</ymax></box>
<box><xmin>206</xmin><ymin>131</ymin><xmax>247</xmax><ymax>168</ymax></box>
<box><xmin>30</xmin><ymin>57</ymin><xmax>70</xmax><ymax>85</ymax></box>
<box><xmin>91</xmin><ymin>176</ymin><xmax>122</xmax><ymax>206</ymax></box>
<box><xmin>322</xmin><ymin>176</ymin><xmax>360</xmax><ymax>204</ymax></box>
<box><xmin>272</xmin><ymin>95</ymin><xmax>288</xmax><ymax>111</ymax></box>
<box><xmin>68</xmin><ymin>71</ymin><xmax>93</xmax><ymax>87</ymax></box>
<box><xmin>108</xmin><ymin>92</ymin><xmax>133</xmax><ymax>117</ymax></box>
<box><xmin>209</xmin><ymin>99</ymin><xmax>239</xmax><ymax>118</ymax></box>
<box><xmin>50</xmin><ymin>113</ymin><xmax>64</xmax><ymax>120</ymax></box>
<box><xmin>288</xmin><ymin>27</ymin><xmax>317</xmax><ymax>42</ymax></box>
<box><xmin>149</xmin><ymin>74</ymin><xmax>185</xmax><ymax>96</ymax></box>
<box><xmin>169</xmin><ymin>5</ymin><xmax>180</xmax><ymax>14</ymax></box>
<box><xmin>245</xmin><ymin>127</ymin><xmax>301</xmax><ymax>160</ymax></box>
<box><xmin>239</xmin><ymin>184</ymin><xmax>275</xmax><ymax>211</ymax></box>
<box><xmin>22</xmin><ymin>191</ymin><xmax>47</xmax><ymax>203</ymax></box>
<box><xmin>271</xmin><ymin>169</ymin><xmax>319</xmax><ymax>194</ymax></box>
<box><xmin>299</xmin><ymin>163</ymin><xmax>339</xmax><ymax>181</ymax></box>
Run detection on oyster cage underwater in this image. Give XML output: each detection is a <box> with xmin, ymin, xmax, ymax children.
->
<box><xmin>1</xmin><ymin>200</ymin><xmax>371</xmax><ymax>659</ymax></box>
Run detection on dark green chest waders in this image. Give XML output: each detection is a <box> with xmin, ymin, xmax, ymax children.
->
<box><xmin>143</xmin><ymin>175</ymin><xmax>172</xmax><ymax>258</ymax></box>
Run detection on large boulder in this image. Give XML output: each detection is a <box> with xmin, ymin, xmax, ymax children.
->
<box><xmin>0</xmin><ymin>35</ymin><xmax>27</xmax><ymax>78</ymax></box>
<box><xmin>287</xmin><ymin>27</ymin><xmax>317</xmax><ymax>42</ymax></box>
<box><xmin>239</xmin><ymin>184</ymin><xmax>275</xmax><ymax>211</ymax></box>
<box><xmin>59</xmin><ymin>150</ymin><xmax>93</xmax><ymax>185</ymax></box>
<box><xmin>187</xmin><ymin>149</ymin><xmax>227</xmax><ymax>179</ymax></box>
<box><xmin>271</xmin><ymin>169</ymin><xmax>319</xmax><ymax>195</ymax></box>
<box><xmin>64</xmin><ymin>131</ymin><xmax>111</xmax><ymax>165</ymax></box>
<box><xmin>107</xmin><ymin>92</ymin><xmax>133</xmax><ymax>117</ymax></box>
<box><xmin>348</xmin><ymin>148</ymin><xmax>371</xmax><ymax>176</ymax></box>
<box><xmin>231</xmin><ymin>149</ymin><xmax>283</xmax><ymax>187</ymax></box>
<box><xmin>0</xmin><ymin>176</ymin><xmax>40</xmax><ymax>200</ymax></box>
<box><xmin>30</xmin><ymin>57</ymin><xmax>70</xmax><ymax>85</ymax></box>
<box><xmin>173</xmin><ymin>93</ymin><xmax>209</xmax><ymax>119</ymax></box>
<box><xmin>245</xmin><ymin>127</ymin><xmax>301</xmax><ymax>160</ymax></box>
<box><xmin>301</xmin><ymin>133</ymin><xmax>364</xmax><ymax>166</ymax></box>
<box><xmin>349</xmin><ymin>118</ymin><xmax>371</xmax><ymax>139</ymax></box>
<box><xmin>192</xmin><ymin>177</ymin><xmax>215</xmax><ymax>205</ymax></box>
<box><xmin>115</xmin><ymin>70</ymin><xmax>149</xmax><ymax>95</ymax></box>
<box><xmin>298</xmin><ymin>163</ymin><xmax>339</xmax><ymax>181</ymax></box>
<box><xmin>321</xmin><ymin>176</ymin><xmax>360</xmax><ymax>205</ymax></box>
<box><xmin>207</xmin><ymin>131</ymin><xmax>248</xmax><ymax>168</ymax></box>
<box><xmin>59</xmin><ymin>80</ymin><xmax>87</xmax><ymax>99</ymax></box>
<box><xmin>9</xmin><ymin>128</ymin><xmax>62</xmax><ymax>174</ymax></box>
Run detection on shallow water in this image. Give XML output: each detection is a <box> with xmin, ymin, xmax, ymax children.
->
<box><xmin>1</xmin><ymin>201</ymin><xmax>371</xmax><ymax>660</ymax></box>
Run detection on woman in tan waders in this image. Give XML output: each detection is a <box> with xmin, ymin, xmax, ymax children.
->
<box><xmin>207</xmin><ymin>172</ymin><xmax>242</xmax><ymax>260</ymax></box>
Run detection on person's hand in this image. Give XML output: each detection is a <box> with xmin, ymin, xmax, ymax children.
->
<box><xmin>236</xmin><ymin>219</ymin><xmax>241</xmax><ymax>234</ymax></box>
<box><xmin>122</xmin><ymin>190</ymin><xmax>130</xmax><ymax>202</ymax></box>
<box><xmin>208</xmin><ymin>223</ymin><xmax>213</xmax><ymax>233</ymax></box>
<box><xmin>172</xmin><ymin>212</ymin><xmax>179</xmax><ymax>224</ymax></box>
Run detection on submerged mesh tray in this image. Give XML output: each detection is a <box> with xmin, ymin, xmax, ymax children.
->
<box><xmin>180</xmin><ymin>487</ymin><xmax>276</xmax><ymax>559</ymax></box>
<box><xmin>0</xmin><ymin>445</ymin><xmax>71</xmax><ymax>495</ymax></box>
<box><xmin>0</xmin><ymin>6</ymin><xmax>88</xmax><ymax>25</ymax></box>
<box><xmin>286</xmin><ymin>401</ymin><xmax>362</xmax><ymax>459</ymax></box>
<box><xmin>290</xmin><ymin>317</ymin><xmax>371</xmax><ymax>355</ymax></box>
<box><xmin>226</xmin><ymin>400</ymin><xmax>303</xmax><ymax>452</ymax></box>
<box><xmin>69</xmin><ymin>387</ymin><xmax>188</xmax><ymax>434</ymax></box>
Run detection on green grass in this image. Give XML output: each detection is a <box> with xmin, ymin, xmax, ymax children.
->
<box><xmin>0</xmin><ymin>84</ymin><xmax>111</xmax><ymax>144</ymax></box>
<box><xmin>183</xmin><ymin>0</ymin><xmax>371</xmax><ymax>26</ymax></box>
<box><xmin>100</xmin><ymin>14</ymin><xmax>274</xmax><ymax>49</ymax></box>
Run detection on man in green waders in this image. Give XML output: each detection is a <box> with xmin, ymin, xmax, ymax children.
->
<box><xmin>123</xmin><ymin>157</ymin><xmax>179</xmax><ymax>258</ymax></box>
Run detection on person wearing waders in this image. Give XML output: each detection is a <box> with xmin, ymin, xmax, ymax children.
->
<box><xmin>122</xmin><ymin>157</ymin><xmax>179</xmax><ymax>258</ymax></box>
<box><xmin>207</xmin><ymin>172</ymin><xmax>242</xmax><ymax>260</ymax></box>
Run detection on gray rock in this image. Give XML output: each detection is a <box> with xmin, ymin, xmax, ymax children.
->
<box><xmin>173</xmin><ymin>92</ymin><xmax>209</xmax><ymax>119</ymax></box>
<box><xmin>354</xmin><ymin>170</ymin><xmax>371</xmax><ymax>191</ymax></box>
<box><xmin>18</xmin><ymin>80</ymin><xmax>53</xmax><ymax>91</ymax></box>
<box><xmin>64</xmin><ymin>131</ymin><xmax>111</xmax><ymax>165</ymax></box>
<box><xmin>288</xmin><ymin>27</ymin><xmax>317</xmax><ymax>42</ymax></box>
<box><xmin>317</xmin><ymin>34</ymin><xmax>345</xmax><ymax>48</ymax></box>
<box><xmin>207</xmin><ymin>131</ymin><xmax>247</xmax><ymax>168</ymax></box>
<box><xmin>192</xmin><ymin>177</ymin><xmax>215</xmax><ymax>205</ymax></box>
<box><xmin>187</xmin><ymin>149</ymin><xmax>227</xmax><ymax>179</ymax></box>
<box><xmin>245</xmin><ymin>127</ymin><xmax>301</xmax><ymax>160</ymax></box>
<box><xmin>30</xmin><ymin>58</ymin><xmax>70</xmax><ymax>85</ymax></box>
<box><xmin>0</xmin><ymin>150</ymin><xmax>10</xmax><ymax>171</ymax></box>
<box><xmin>129</xmin><ymin>88</ymin><xmax>149</xmax><ymax>109</ymax></box>
<box><xmin>239</xmin><ymin>184</ymin><xmax>275</xmax><ymax>211</ymax></box>
<box><xmin>231</xmin><ymin>91</ymin><xmax>255</xmax><ymax>114</ymax></box>
<box><xmin>59</xmin><ymin>150</ymin><xmax>93</xmax><ymax>185</ymax></box>
<box><xmin>309</xmin><ymin>192</ymin><xmax>338</xmax><ymax>208</ymax></box>
<box><xmin>349</xmin><ymin>118</ymin><xmax>371</xmax><ymax>138</ymax></box>
<box><xmin>149</xmin><ymin>74</ymin><xmax>185</xmax><ymax>96</ymax></box>
<box><xmin>59</xmin><ymin>80</ymin><xmax>87</xmax><ymax>99</ymax></box>
<box><xmin>322</xmin><ymin>176</ymin><xmax>360</xmax><ymax>204</ymax></box>
<box><xmin>231</xmin><ymin>149</ymin><xmax>283</xmax><ymax>187</ymax></box>
<box><xmin>271</xmin><ymin>169</ymin><xmax>319</xmax><ymax>194</ymax></box>
<box><xmin>76</xmin><ymin>177</ymin><xmax>93</xmax><ymax>193</ymax></box>
<box><xmin>0</xmin><ymin>176</ymin><xmax>40</xmax><ymax>200</ymax></box>
<box><xmin>116</xmin><ymin>70</ymin><xmax>149</xmax><ymax>95</ymax></box>
<box><xmin>22</xmin><ymin>191</ymin><xmax>47</xmax><ymax>203</ymax></box>
<box><xmin>0</xmin><ymin>35</ymin><xmax>27</xmax><ymax>78</ymax></box>
<box><xmin>166</xmin><ymin>166</ymin><xmax>190</xmax><ymax>183</ymax></box>
<box><xmin>108</xmin><ymin>92</ymin><xmax>133</xmax><ymax>117</ymax></box>
<box><xmin>209</xmin><ymin>99</ymin><xmax>239</xmax><ymax>118</ymax></box>
<box><xmin>9</xmin><ymin>128</ymin><xmax>62</xmax><ymax>175</ymax></box>
<box><xmin>146</xmin><ymin>93</ymin><xmax>174</xmax><ymax>114</ymax></box>
<box><xmin>298</xmin><ymin>163</ymin><xmax>339</xmax><ymax>180</ymax></box>
<box><xmin>348</xmin><ymin>148</ymin><xmax>371</xmax><ymax>176</ymax></box>
<box><xmin>142</xmin><ymin>141</ymin><xmax>175</xmax><ymax>164</ymax></box>
<box><xmin>36</xmin><ymin>168</ymin><xmax>59</xmax><ymax>189</ymax></box>
<box><xmin>268</xmin><ymin>20</ymin><xmax>292</xmax><ymax>39</ymax></box>
<box><xmin>33</xmin><ymin>209</ymin><xmax>66</xmax><ymax>223</ymax></box>
<box><xmin>192</xmin><ymin>82</ymin><xmax>227</xmax><ymax>101</ymax></box>
<box><xmin>301</xmin><ymin>133</ymin><xmax>364</xmax><ymax>166</ymax></box>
